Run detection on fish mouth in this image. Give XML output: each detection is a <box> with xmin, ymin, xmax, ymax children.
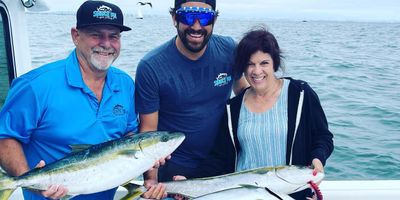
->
<box><xmin>274</xmin><ymin>166</ymin><xmax>324</xmax><ymax>194</ymax></box>
<box><xmin>274</xmin><ymin>169</ymin><xmax>311</xmax><ymax>193</ymax></box>
<box><xmin>137</xmin><ymin>131</ymin><xmax>185</xmax><ymax>157</ymax></box>
<box><xmin>275</xmin><ymin>175</ymin><xmax>309</xmax><ymax>193</ymax></box>
<box><xmin>168</xmin><ymin>132</ymin><xmax>186</xmax><ymax>141</ymax></box>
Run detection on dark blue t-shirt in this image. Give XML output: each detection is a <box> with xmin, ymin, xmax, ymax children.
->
<box><xmin>135</xmin><ymin>35</ymin><xmax>235</xmax><ymax>171</ymax></box>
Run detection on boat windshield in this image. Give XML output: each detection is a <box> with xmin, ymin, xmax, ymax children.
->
<box><xmin>0</xmin><ymin>5</ymin><xmax>12</xmax><ymax>109</ymax></box>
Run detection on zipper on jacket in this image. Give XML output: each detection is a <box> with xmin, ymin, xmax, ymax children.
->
<box><xmin>226</xmin><ymin>104</ymin><xmax>238</xmax><ymax>170</ymax></box>
<box><xmin>289</xmin><ymin>90</ymin><xmax>304</xmax><ymax>165</ymax></box>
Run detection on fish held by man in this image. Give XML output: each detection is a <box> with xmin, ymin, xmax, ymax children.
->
<box><xmin>0</xmin><ymin>131</ymin><xmax>185</xmax><ymax>200</ymax></box>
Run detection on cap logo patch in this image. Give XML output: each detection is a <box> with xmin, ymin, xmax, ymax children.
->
<box><xmin>93</xmin><ymin>5</ymin><xmax>117</xmax><ymax>20</ymax></box>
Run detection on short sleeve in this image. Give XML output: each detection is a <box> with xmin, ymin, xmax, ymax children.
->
<box><xmin>0</xmin><ymin>78</ymin><xmax>41</xmax><ymax>143</ymax></box>
<box><xmin>126</xmin><ymin>79</ymin><xmax>139</xmax><ymax>133</ymax></box>
<box><xmin>135</xmin><ymin>60</ymin><xmax>160</xmax><ymax>114</ymax></box>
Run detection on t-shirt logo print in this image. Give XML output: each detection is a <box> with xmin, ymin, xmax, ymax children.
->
<box><xmin>112</xmin><ymin>104</ymin><xmax>126</xmax><ymax>116</ymax></box>
<box><xmin>214</xmin><ymin>73</ymin><xmax>232</xmax><ymax>87</ymax></box>
<box><xmin>93</xmin><ymin>5</ymin><xmax>117</xmax><ymax>20</ymax></box>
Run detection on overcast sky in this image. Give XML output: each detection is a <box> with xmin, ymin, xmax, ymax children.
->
<box><xmin>43</xmin><ymin>0</ymin><xmax>400</xmax><ymax>22</ymax></box>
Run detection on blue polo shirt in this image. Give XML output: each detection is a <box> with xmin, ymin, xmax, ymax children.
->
<box><xmin>0</xmin><ymin>49</ymin><xmax>138</xmax><ymax>199</ymax></box>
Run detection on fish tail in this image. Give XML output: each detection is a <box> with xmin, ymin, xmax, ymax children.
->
<box><xmin>0</xmin><ymin>189</ymin><xmax>15</xmax><ymax>200</ymax></box>
<box><xmin>120</xmin><ymin>182</ymin><xmax>147</xmax><ymax>200</ymax></box>
<box><xmin>0</xmin><ymin>171</ymin><xmax>16</xmax><ymax>200</ymax></box>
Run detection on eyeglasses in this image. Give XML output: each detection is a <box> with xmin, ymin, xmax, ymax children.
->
<box><xmin>176</xmin><ymin>7</ymin><xmax>216</xmax><ymax>26</ymax></box>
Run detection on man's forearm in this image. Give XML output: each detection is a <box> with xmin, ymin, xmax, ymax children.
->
<box><xmin>144</xmin><ymin>168</ymin><xmax>158</xmax><ymax>182</ymax></box>
<box><xmin>0</xmin><ymin>138</ymin><xmax>29</xmax><ymax>176</ymax></box>
<box><xmin>139</xmin><ymin>112</ymin><xmax>160</xmax><ymax>183</ymax></box>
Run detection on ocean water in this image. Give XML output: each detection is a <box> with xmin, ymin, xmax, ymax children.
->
<box><xmin>27</xmin><ymin>13</ymin><xmax>400</xmax><ymax>180</ymax></box>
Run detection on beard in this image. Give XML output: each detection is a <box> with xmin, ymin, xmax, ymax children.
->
<box><xmin>177</xmin><ymin>26</ymin><xmax>212</xmax><ymax>53</ymax></box>
<box><xmin>90</xmin><ymin>47</ymin><xmax>116</xmax><ymax>71</ymax></box>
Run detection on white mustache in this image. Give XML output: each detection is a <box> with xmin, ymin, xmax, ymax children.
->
<box><xmin>92</xmin><ymin>47</ymin><xmax>115</xmax><ymax>54</ymax></box>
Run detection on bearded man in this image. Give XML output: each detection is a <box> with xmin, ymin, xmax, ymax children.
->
<box><xmin>135</xmin><ymin>0</ymin><xmax>248</xmax><ymax>199</ymax></box>
<box><xmin>0</xmin><ymin>1</ymin><xmax>142</xmax><ymax>199</ymax></box>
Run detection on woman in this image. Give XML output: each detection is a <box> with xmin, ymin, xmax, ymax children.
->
<box><xmin>232</xmin><ymin>27</ymin><xmax>334</xmax><ymax>171</ymax></box>
<box><xmin>195</xmin><ymin>27</ymin><xmax>334</xmax><ymax>199</ymax></box>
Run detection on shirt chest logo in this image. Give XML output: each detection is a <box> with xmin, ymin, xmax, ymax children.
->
<box><xmin>214</xmin><ymin>73</ymin><xmax>232</xmax><ymax>87</ymax></box>
<box><xmin>112</xmin><ymin>104</ymin><xmax>126</xmax><ymax>116</ymax></box>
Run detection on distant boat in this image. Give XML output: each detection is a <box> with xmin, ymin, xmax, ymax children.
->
<box><xmin>136</xmin><ymin>8</ymin><xmax>143</xmax><ymax>19</ymax></box>
<box><xmin>136</xmin><ymin>1</ymin><xmax>152</xmax><ymax>19</ymax></box>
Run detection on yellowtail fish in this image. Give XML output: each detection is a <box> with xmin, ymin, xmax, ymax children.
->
<box><xmin>122</xmin><ymin>165</ymin><xmax>323</xmax><ymax>199</ymax></box>
<box><xmin>162</xmin><ymin>165</ymin><xmax>323</xmax><ymax>197</ymax></box>
<box><xmin>0</xmin><ymin>131</ymin><xmax>185</xmax><ymax>200</ymax></box>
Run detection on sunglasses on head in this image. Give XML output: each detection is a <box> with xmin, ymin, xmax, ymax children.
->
<box><xmin>176</xmin><ymin>7</ymin><xmax>216</xmax><ymax>27</ymax></box>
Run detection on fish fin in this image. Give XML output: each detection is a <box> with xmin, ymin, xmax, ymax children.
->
<box><xmin>0</xmin><ymin>189</ymin><xmax>16</xmax><ymax>200</ymax></box>
<box><xmin>0</xmin><ymin>171</ymin><xmax>16</xmax><ymax>200</ymax></box>
<box><xmin>129</xmin><ymin>177</ymin><xmax>143</xmax><ymax>182</ymax></box>
<box><xmin>69</xmin><ymin>144</ymin><xmax>92</xmax><ymax>153</ymax></box>
<box><xmin>120</xmin><ymin>183</ymin><xmax>146</xmax><ymax>200</ymax></box>
<box><xmin>264</xmin><ymin>187</ymin><xmax>290</xmax><ymax>200</ymax></box>
<box><xmin>238</xmin><ymin>185</ymin><xmax>293</xmax><ymax>200</ymax></box>
<box><xmin>60</xmin><ymin>195</ymin><xmax>75</xmax><ymax>200</ymax></box>
<box><xmin>238</xmin><ymin>184</ymin><xmax>259</xmax><ymax>188</ymax></box>
<box><xmin>120</xmin><ymin>178</ymin><xmax>142</xmax><ymax>188</ymax></box>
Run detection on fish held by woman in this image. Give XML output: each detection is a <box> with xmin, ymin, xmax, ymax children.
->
<box><xmin>122</xmin><ymin>165</ymin><xmax>324</xmax><ymax>199</ymax></box>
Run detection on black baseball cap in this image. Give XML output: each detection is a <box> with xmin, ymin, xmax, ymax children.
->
<box><xmin>175</xmin><ymin>0</ymin><xmax>216</xmax><ymax>10</ymax></box>
<box><xmin>76</xmin><ymin>0</ymin><xmax>131</xmax><ymax>32</ymax></box>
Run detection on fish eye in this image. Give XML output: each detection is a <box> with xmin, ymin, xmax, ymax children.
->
<box><xmin>161</xmin><ymin>135</ymin><xmax>169</xmax><ymax>142</ymax></box>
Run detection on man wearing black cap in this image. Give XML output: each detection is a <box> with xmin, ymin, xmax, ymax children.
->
<box><xmin>136</xmin><ymin>0</ymin><xmax>247</xmax><ymax>198</ymax></box>
<box><xmin>0</xmin><ymin>1</ymin><xmax>148</xmax><ymax>200</ymax></box>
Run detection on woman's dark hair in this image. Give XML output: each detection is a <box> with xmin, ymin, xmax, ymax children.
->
<box><xmin>234</xmin><ymin>26</ymin><xmax>283</xmax><ymax>79</ymax></box>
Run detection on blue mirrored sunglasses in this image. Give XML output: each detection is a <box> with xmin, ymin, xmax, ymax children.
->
<box><xmin>176</xmin><ymin>7</ymin><xmax>216</xmax><ymax>26</ymax></box>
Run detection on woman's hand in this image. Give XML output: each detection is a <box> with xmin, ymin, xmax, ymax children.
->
<box><xmin>311</xmin><ymin>158</ymin><xmax>324</xmax><ymax>175</ymax></box>
<box><xmin>307</xmin><ymin>159</ymin><xmax>324</xmax><ymax>200</ymax></box>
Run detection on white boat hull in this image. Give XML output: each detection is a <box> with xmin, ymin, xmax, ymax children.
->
<box><xmin>320</xmin><ymin>180</ymin><xmax>399</xmax><ymax>199</ymax></box>
<box><xmin>8</xmin><ymin>180</ymin><xmax>400</xmax><ymax>199</ymax></box>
